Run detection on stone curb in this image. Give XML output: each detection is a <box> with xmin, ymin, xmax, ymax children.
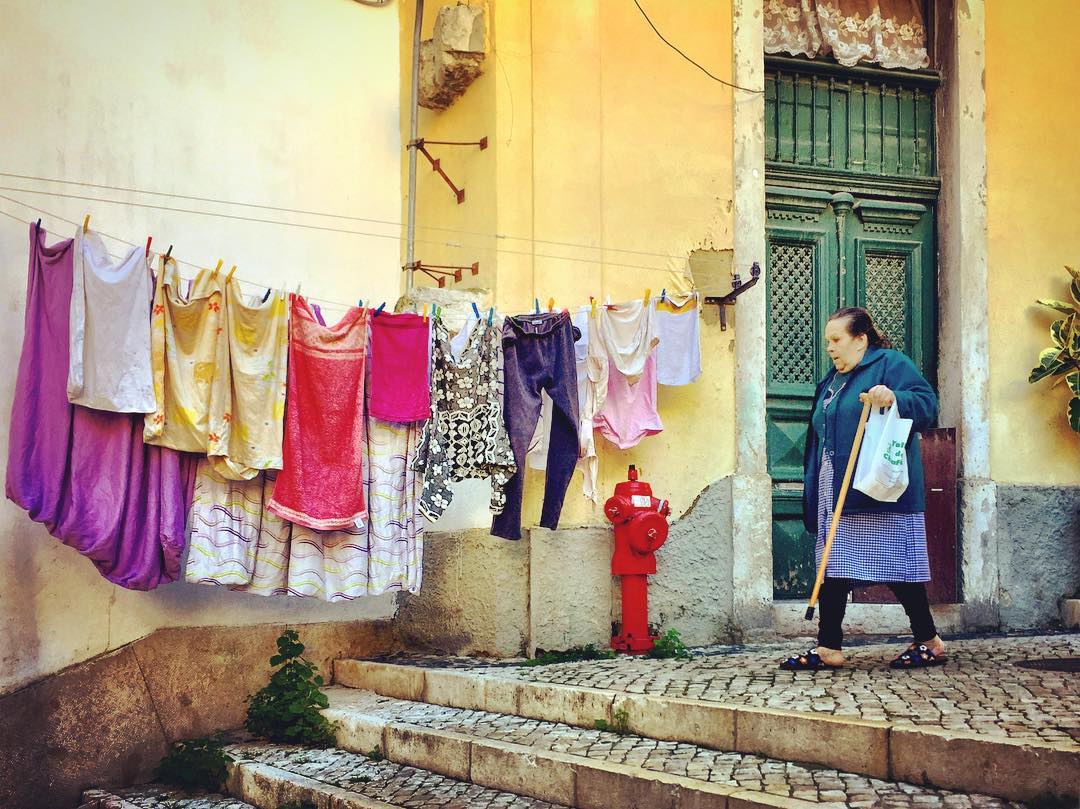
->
<box><xmin>322</xmin><ymin>702</ymin><xmax>821</xmax><ymax>809</ymax></box>
<box><xmin>333</xmin><ymin>659</ymin><xmax>1080</xmax><ymax>803</ymax></box>
<box><xmin>78</xmin><ymin>790</ymin><xmax>144</xmax><ymax>809</ymax></box>
<box><xmin>225</xmin><ymin>758</ymin><xmax>401</xmax><ymax>809</ymax></box>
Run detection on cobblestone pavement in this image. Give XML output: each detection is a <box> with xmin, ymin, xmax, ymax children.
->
<box><xmin>80</xmin><ymin>786</ymin><xmax>254</xmax><ymax>809</ymax></box>
<box><xmin>330</xmin><ymin>689</ymin><xmax>1026</xmax><ymax>809</ymax></box>
<box><xmin>226</xmin><ymin>741</ymin><xmax>570</xmax><ymax>809</ymax></box>
<box><xmin>374</xmin><ymin>633</ymin><xmax>1080</xmax><ymax>748</ymax></box>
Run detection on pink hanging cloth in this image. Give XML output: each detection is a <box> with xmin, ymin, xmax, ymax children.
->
<box><xmin>267</xmin><ymin>295</ymin><xmax>369</xmax><ymax>530</ymax></box>
<box><xmin>367</xmin><ymin>310</ymin><xmax>431</xmax><ymax>422</ymax></box>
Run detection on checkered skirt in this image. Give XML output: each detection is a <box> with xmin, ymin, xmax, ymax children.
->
<box><xmin>815</xmin><ymin>450</ymin><xmax>930</xmax><ymax>583</ymax></box>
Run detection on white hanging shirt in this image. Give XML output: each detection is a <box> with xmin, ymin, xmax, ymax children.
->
<box><xmin>67</xmin><ymin>228</ymin><xmax>156</xmax><ymax>413</ymax></box>
<box><xmin>655</xmin><ymin>292</ymin><xmax>702</xmax><ymax>386</ymax></box>
<box><xmin>597</xmin><ymin>298</ymin><xmax>659</xmax><ymax>383</ymax></box>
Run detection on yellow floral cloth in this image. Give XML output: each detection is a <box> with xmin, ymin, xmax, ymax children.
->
<box><xmin>208</xmin><ymin>280</ymin><xmax>289</xmax><ymax>479</ymax></box>
<box><xmin>144</xmin><ymin>260</ymin><xmax>231</xmax><ymax>456</ymax></box>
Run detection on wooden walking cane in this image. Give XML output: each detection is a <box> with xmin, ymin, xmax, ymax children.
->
<box><xmin>805</xmin><ymin>393</ymin><xmax>873</xmax><ymax>621</ymax></box>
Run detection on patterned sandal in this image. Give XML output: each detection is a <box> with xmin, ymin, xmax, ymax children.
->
<box><xmin>779</xmin><ymin>649</ymin><xmax>842</xmax><ymax>671</ymax></box>
<box><xmin>889</xmin><ymin>644</ymin><xmax>946</xmax><ymax>669</ymax></box>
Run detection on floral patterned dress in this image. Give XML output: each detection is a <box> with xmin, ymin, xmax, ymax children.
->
<box><xmin>413</xmin><ymin>316</ymin><xmax>516</xmax><ymax>521</ymax></box>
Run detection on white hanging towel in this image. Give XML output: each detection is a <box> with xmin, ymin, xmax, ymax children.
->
<box><xmin>67</xmin><ymin>229</ymin><xmax>156</xmax><ymax>413</ymax></box>
<box><xmin>655</xmin><ymin>292</ymin><xmax>702</xmax><ymax>386</ymax></box>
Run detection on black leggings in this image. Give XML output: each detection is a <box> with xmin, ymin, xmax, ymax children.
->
<box><xmin>817</xmin><ymin>578</ymin><xmax>937</xmax><ymax>650</ymax></box>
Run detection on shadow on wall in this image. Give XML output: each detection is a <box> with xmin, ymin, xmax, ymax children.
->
<box><xmin>0</xmin><ymin>619</ymin><xmax>398</xmax><ymax>809</ymax></box>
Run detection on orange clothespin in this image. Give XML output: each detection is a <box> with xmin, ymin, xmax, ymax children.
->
<box><xmin>547</xmin><ymin>297</ymin><xmax>554</xmax><ymax>312</ymax></box>
<box><xmin>145</xmin><ymin>236</ymin><xmax>152</xmax><ymax>258</ymax></box>
<box><xmin>421</xmin><ymin>304</ymin><xmax>429</xmax><ymax>323</ymax></box>
<box><xmin>225</xmin><ymin>265</ymin><xmax>238</xmax><ymax>283</ymax></box>
<box><xmin>82</xmin><ymin>214</ymin><xmax>90</xmax><ymax>234</ymax></box>
<box><xmin>212</xmin><ymin>259</ymin><xmax>223</xmax><ymax>278</ymax></box>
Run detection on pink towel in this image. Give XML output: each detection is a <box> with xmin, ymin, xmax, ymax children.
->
<box><xmin>368</xmin><ymin>311</ymin><xmax>431</xmax><ymax>422</ymax></box>
<box><xmin>268</xmin><ymin>295</ymin><xmax>369</xmax><ymax>530</ymax></box>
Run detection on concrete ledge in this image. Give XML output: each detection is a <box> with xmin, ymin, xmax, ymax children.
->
<box><xmin>382</xmin><ymin>722</ymin><xmax>472</xmax><ymax>781</ymax></box>
<box><xmin>727</xmin><ymin>789</ymin><xmax>821</xmax><ymax>809</ymax></box>
<box><xmin>423</xmin><ymin>668</ymin><xmax>484</xmax><ymax>709</ymax></box>
<box><xmin>614</xmin><ymin>693</ymin><xmax>736</xmax><ymax>751</ymax></box>
<box><xmin>471</xmin><ymin>740</ymin><xmax>577</xmax><ymax>806</ymax></box>
<box><xmin>333</xmin><ymin>659</ymin><xmax>1080</xmax><ymax>803</ymax></box>
<box><xmin>516</xmin><ymin>680</ymin><xmax>614</xmax><ymax>727</ymax></box>
<box><xmin>890</xmin><ymin>726</ymin><xmax>1080</xmax><ymax>803</ymax></box>
<box><xmin>734</xmin><ymin>706</ymin><xmax>890</xmax><ymax>780</ymax></box>
<box><xmin>333</xmin><ymin>660</ymin><xmax>424</xmax><ymax>701</ymax></box>
<box><xmin>226</xmin><ymin>760</ymin><xmax>398</xmax><ymax>808</ymax></box>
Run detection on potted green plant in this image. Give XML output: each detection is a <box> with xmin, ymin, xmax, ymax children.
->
<box><xmin>1028</xmin><ymin>266</ymin><xmax>1080</xmax><ymax>433</ymax></box>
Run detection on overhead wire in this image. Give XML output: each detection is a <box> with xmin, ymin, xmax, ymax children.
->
<box><xmin>0</xmin><ymin>170</ymin><xmax>731</xmax><ymax>268</ymax></box>
<box><xmin>0</xmin><ymin>195</ymin><xmax>708</xmax><ymax>317</ymax></box>
<box><xmin>0</xmin><ymin>183</ymin><xmax>717</xmax><ymax>277</ymax></box>
<box><xmin>632</xmin><ymin>0</ymin><xmax>764</xmax><ymax>94</ymax></box>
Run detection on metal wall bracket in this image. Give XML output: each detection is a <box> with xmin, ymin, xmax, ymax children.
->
<box><xmin>408</xmin><ymin>137</ymin><xmax>488</xmax><ymax>204</ymax></box>
<box><xmin>403</xmin><ymin>260</ymin><xmax>479</xmax><ymax>288</ymax></box>
<box><xmin>703</xmin><ymin>261</ymin><xmax>761</xmax><ymax>331</ymax></box>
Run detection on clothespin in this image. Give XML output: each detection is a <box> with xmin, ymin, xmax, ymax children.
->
<box><xmin>644</xmin><ymin>288</ymin><xmax>651</xmax><ymax>305</ymax></box>
<box><xmin>374</xmin><ymin>302</ymin><xmax>386</xmax><ymax>317</ymax></box>
<box><xmin>547</xmin><ymin>297</ymin><xmax>554</xmax><ymax>312</ymax></box>
<box><xmin>164</xmin><ymin>245</ymin><xmax>173</xmax><ymax>262</ymax></box>
<box><xmin>590</xmin><ymin>296</ymin><xmax>597</xmax><ymax>318</ymax></box>
<box><xmin>421</xmin><ymin>304</ymin><xmax>429</xmax><ymax>322</ymax></box>
<box><xmin>358</xmin><ymin>299</ymin><xmax>363</xmax><ymax>308</ymax></box>
<box><xmin>660</xmin><ymin>288</ymin><xmax>666</xmax><ymax>303</ymax></box>
<box><xmin>145</xmin><ymin>236</ymin><xmax>153</xmax><ymax>258</ymax></box>
<box><xmin>487</xmin><ymin>306</ymin><xmax>494</xmax><ymax>326</ymax></box>
<box><xmin>534</xmin><ymin>298</ymin><xmax>540</xmax><ymax>314</ymax></box>
<box><xmin>82</xmin><ymin>214</ymin><xmax>90</xmax><ymax>234</ymax></box>
<box><xmin>212</xmin><ymin>259</ymin><xmax>223</xmax><ymax>278</ymax></box>
<box><xmin>35</xmin><ymin>218</ymin><xmax>41</xmax><ymax>232</ymax></box>
<box><xmin>262</xmin><ymin>287</ymin><xmax>273</xmax><ymax>303</ymax></box>
<box><xmin>225</xmin><ymin>265</ymin><xmax>238</xmax><ymax>283</ymax></box>
<box><xmin>471</xmin><ymin>302</ymin><xmax>481</xmax><ymax>320</ymax></box>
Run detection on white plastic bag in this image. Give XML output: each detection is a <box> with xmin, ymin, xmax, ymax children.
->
<box><xmin>853</xmin><ymin>402</ymin><xmax>912</xmax><ymax>502</ymax></box>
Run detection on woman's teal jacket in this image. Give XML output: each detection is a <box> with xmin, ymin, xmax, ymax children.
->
<box><xmin>802</xmin><ymin>346</ymin><xmax>938</xmax><ymax>534</ymax></box>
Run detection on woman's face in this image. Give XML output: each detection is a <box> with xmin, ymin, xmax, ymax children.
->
<box><xmin>824</xmin><ymin>317</ymin><xmax>868</xmax><ymax>373</ymax></box>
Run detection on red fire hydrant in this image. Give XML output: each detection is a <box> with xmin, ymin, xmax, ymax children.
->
<box><xmin>604</xmin><ymin>465</ymin><xmax>671</xmax><ymax>654</ymax></box>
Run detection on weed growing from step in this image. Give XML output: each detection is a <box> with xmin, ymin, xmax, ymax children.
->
<box><xmin>594</xmin><ymin>707</ymin><xmax>631</xmax><ymax>735</ymax></box>
<box><xmin>245</xmin><ymin>629</ymin><xmax>337</xmax><ymax>747</ymax></box>
<box><xmin>156</xmin><ymin>735</ymin><xmax>234</xmax><ymax>792</ymax></box>
<box><xmin>520</xmin><ymin>644</ymin><xmax>616</xmax><ymax>667</ymax></box>
<box><xmin>362</xmin><ymin>747</ymin><xmax>385</xmax><ymax>761</ymax></box>
<box><xmin>646</xmin><ymin>628</ymin><xmax>692</xmax><ymax>660</ymax></box>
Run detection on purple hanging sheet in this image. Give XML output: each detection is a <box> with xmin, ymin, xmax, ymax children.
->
<box><xmin>5</xmin><ymin>224</ymin><xmax>195</xmax><ymax>590</ymax></box>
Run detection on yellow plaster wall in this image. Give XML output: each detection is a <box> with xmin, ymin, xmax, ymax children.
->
<box><xmin>985</xmin><ymin>0</ymin><xmax>1080</xmax><ymax>485</ymax></box>
<box><xmin>0</xmin><ymin>0</ymin><xmax>403</xmax><ymax>694</ymax></box>
<box><xmin>404</xmin><ymin>0</ymin><xmax>738</xmax><ymax>526</ymax></box>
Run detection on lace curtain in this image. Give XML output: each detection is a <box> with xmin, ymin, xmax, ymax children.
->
<box><xmin>764</xmin><ymin>0</ymin><xmax>930</xmax><ymax>70</ymax></box>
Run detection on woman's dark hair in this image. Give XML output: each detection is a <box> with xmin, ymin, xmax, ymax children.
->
<box><xmin>828</xmin><ymin>307</ymin><xmax>892</xmax><ymax>348</ymax></box>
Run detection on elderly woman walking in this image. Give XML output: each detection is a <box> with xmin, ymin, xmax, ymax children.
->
<box><xmin>780</xmin><ymin>307</ymin><xmax>946</xmax><ymax>671</ymax></box>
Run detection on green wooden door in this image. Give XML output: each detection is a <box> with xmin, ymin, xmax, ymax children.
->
<box><xmin>767</xmin><ymin>188</ymin><xmax>936</xmax><ymax>598</ymax></box>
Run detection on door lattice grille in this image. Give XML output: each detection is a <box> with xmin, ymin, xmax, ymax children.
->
<box><xmin>864</xmin><ymin>252</ymin><xmax>908</xmax><ymax>352</ymax></box>
<box><xmin>769</xmin><ymin>242</ymin><xmax>816</xmax><ymax>386</ymax></box>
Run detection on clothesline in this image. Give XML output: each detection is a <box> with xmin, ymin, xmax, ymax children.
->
<box><xmin>0</xmin><ymin>181</ymin><xmax>736</xmax><ymax>275</ymax></box>
<box><xmin>0</xmin><ymin>198</ymin><xmax>705</xmax><ymax>318</ymax></box>
<box><xmin>1</xmin><ymin>169</ymin><xmax>736</xmax><ymax>267</ymax></box>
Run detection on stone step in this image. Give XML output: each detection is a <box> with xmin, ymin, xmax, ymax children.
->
<box><xmin>333</xmin><ymin>658</ymin><xmax>1078</xmax><ymax>805</ymax></box>
<box><xmin>321</xmin><ymin>686</ymin><xmax>1027</xmax><ymax>809</ymax></box>
<box><xmin>81</xmin><ymin>741</ymin><xmax>573</xmax><ymax>809</ymax></box>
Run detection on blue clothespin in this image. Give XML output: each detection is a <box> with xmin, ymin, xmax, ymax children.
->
<box><xmin>660</xmin><ymin>288</ymin><xmax>666</xmax><ymax>303</ymax></box>
<box><xmin>374</xmin><ymin>302</ymin><xmax>386</xmax><ymax>317</ymax></box>
<box><xmin>472</xmin><ymin>302</ymin><xmax>481</xmax><ymax>319</ymax></box>
<box><xmin>487</xmin><ymin>306</ymin><xmax>494</xmax><ymax>326</ymax></box>
<box><xmin>534</xmin><ymin>298</ymin><xmax>540</xmax><ymax>314</ymax></box>
<box><xmin>358</xmin><ymin>299</ymin><xmax>363</xmax><ymax>308</ymax></box>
